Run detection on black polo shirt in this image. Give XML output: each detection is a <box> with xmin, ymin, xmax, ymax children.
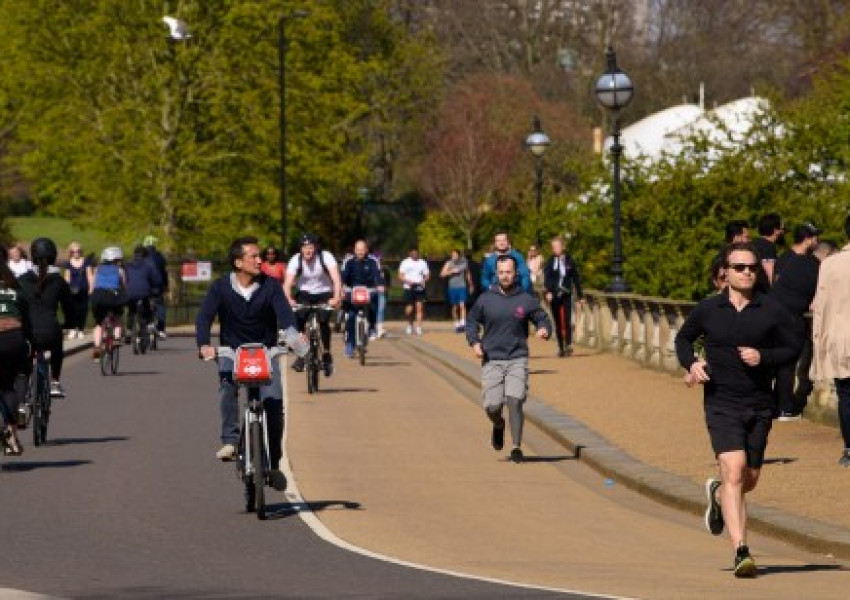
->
<box><xmin>675</xmin><ymin>289</ymin><xmax>800</xmax><ymax>409</ymax></box>
<box><xmin>770</xmin><ymin>250</ymin><xmax>819</xmax><ymax>316</ymax></box>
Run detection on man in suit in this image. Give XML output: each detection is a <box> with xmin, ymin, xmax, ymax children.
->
<box><xmin>543</xmin><ymin>236</ymin><xmax>584</xmax><ymax>357</ymax></box>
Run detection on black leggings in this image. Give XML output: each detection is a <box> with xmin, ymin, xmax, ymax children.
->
<box><xmin>294</xmin><ymin>291</ymin><xmax>333</xmax><ymax>352</ymax></box>
<box><xmin>67</xmin><ymin>293</ymin><xmax>89</xmax><ymax>330</ymax></box>
<box><xmin>0</xmin><ymin>329</ymin><xmax>28</xmax><ymax>423</ymax></box>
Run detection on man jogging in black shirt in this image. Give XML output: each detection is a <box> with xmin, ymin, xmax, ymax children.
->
<box><xmin>466</xmin><ymin>255</ymin><xmax>551</xmax><ymax>463</ymax></box>
<box><xmin>675</xmin><ymin>242</ymin><xmax>799</xmax><ymax>578</ymax></box>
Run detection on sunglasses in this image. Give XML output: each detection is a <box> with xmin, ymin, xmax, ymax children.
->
<box><xmin>728</xmin><ymin>263</ymin><xmax>759</xmax><ymax>273</ymax></box>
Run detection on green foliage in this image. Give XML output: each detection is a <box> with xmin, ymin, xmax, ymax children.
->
<box><xmin>417</xmin><ymin>211</ymin><xmax>463</xmax><ymax>257</ymax></box>
<box><xmin>0</xmin><ymin>0</ymin><xmax>443</xmax><ymax>255</ymax></box>
<box><xmin>6</xmin><ymin>216</ymin><xmax>113</xmax><ymax>255</ymax></box>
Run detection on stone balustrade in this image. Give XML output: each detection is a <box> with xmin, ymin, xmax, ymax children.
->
<box><xmin>572</xmin><ymin>290</ymin><xmax>839</xmax><ymax>425</ymax></box>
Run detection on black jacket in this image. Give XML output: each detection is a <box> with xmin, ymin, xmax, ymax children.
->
<box><xmin>195</xmin><ymin>273</ymin><xmax>296</xmax><ymax>349</ymax></box>
<box><xmin>675</xmin><ymin>289</ymin><xmax>801</xmax><ymax>409</ymax></box>
<box><xmin>543</xmin><ymin>254</ymin><xmax>583</xmax><ymax>298</ymax></box>
<box><xmin>18</xmin><ymin>269</ymin><xmax>72</xmax><ymax>347</ymax></box>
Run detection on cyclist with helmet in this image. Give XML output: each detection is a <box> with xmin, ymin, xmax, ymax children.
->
<box><xmin>0</xmin><ymin>245</ymin><xmax>29</xmax><ymax>455</ymax></box>
<box><xmin>123</xmin><ymin>245</ymin><xmax>159</xmax><ymax>345</ymax></box>
<box><xmin>90</xmin><ymin>246</ymin><xmax>127</xmax><ymax>360</ymax></box>
<box><xmin>283</xmin><ymin>234</ymin><xmax>342</xmax><ymax>376</ymax></box>
<box><xmin>142</xmin><ymin>235</ymin><xmax>169</xmax><ymax>339</ymax></box>
<box><xmin>18</xmin><ymin>238</ymin><xmax>73</xmax><ymax>398</ymax></box>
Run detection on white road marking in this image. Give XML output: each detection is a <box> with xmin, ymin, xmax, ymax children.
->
<box><xmin>278</xmin><ymin>356</ymin><xmax>633</xmax><ymax>600</ymax></box>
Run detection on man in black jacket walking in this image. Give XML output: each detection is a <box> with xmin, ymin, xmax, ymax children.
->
<box><xmin>466</xmin><ymin>255</ymin><xmax>551</xmax><ymax>463</ymax></box>
<box><xmin>543</xmin><ymin>236</ymin><xmax>584</xmax><ymax>357</ymax></box>
<box><xmin>675</xmin><ymin>242</ymin><xmax>799</xmax><ymax>578</ymax></box>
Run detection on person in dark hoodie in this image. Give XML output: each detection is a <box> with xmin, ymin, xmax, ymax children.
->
<box><xmin>196</xmin><ymin>236</ymin><xmax>306</xmax><ymax>497</ymax></box>
<box><xmin>466</xmin><ymin>254</ymin><xmax>551</xmax><ymax>463</ymax></box>
<box><xmin>123</xmin><ymin>245</ymin><xmax>159</xmax><ymax>345</ymax></box>
<box><xmin>18</xmin><ymin>238</ymin><xmax>73</xmax><ymax>398</ymax></box>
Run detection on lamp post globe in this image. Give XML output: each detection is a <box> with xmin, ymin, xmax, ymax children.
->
<box><xmin>526</xmin><ymin>115</ymin><xmax>549</xmax><ymax>246</ymax></box>
<box><xmin>594</xmin><ymin>46</ymin><xmax>633</xmax><ymax>294</ymax></box>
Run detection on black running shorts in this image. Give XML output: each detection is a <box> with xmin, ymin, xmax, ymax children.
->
<box><xmin>704</xmin><ymin>404</ymin><xmax>774</xmax><ymax>468</ymax></box>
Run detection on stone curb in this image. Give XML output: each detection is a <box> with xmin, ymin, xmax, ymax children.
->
<box><xmin>401</xmin><ymin>336</ymin><xmax>850</xmax><ymax>559</ymax></box>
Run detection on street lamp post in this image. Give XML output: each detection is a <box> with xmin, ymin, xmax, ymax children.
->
<box><xmin>525</xmin><ymin>115</ymin><xmax>550</xmax><ymax>247</ymax></box>
<box><xmin>279</xmin><ymin>11</ymin><xmax>309</xmax><ymax>253</ymax></box>
<box><xmin>594</xmin><ymin>45</ymin><xmax>634</xmax><ymax>293</ymax></box>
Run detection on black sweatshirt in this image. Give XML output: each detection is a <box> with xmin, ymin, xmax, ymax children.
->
<box><xmin>675</xmin><ymin>289</ymin><xmax>801</xmax><ymax>408</ymax></box>
<box><xmin>195</xmin><ymin>273</ymin><xmax>296</xmax><ymax>349</ymax></box>
<box><xmin>466</xmin><ymin>284</ymin><xmax>551</xmax><ymax>362</ymax></box>
<box><xmin>18</xmin><ymin>269</ymin><xmax>72</xmax><ymax>346</ymax></box>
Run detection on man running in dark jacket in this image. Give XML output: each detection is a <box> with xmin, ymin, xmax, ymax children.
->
<box><xmin>466</xmin><ymin>254</ymin><xmax>551</xmax><ymax>463</ymax></box>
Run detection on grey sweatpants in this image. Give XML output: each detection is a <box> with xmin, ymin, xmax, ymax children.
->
<box><xmin>481</xmin><ymin>357</ymin><xmax>528</xmax><ymax>447</ymax></box>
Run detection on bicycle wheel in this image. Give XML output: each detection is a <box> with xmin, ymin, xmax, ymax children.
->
<box><xmin>111</xmin><ymin>345</ymin><xmax>120</xmax><ymax>374</ymax></box>
<box><xmin>306</xmin><ymin>350</ymin><xmax>316</xmax><ymax>394</ymax></box>
<box><xmin>250</xmin><ymin>419</ymin><xmax>266</xmax><ymax>520</ymax></box>
<box><xmin>38</xmin><ymin>373</ymin><xmax>51</xmax><ymax>444</ymax></box>
<box><xmin>139</xmin><ymin>325</ymin><xmax>149</xmax><ymax>355</ymax></box>
<box><xmin>357</xmin><ymin>317</ymin><xmax>367</xmax><ymax>366</ymax></box>
<box><xmin>31</xmin><ymin>373</ymin><xmax>43</xmax><ymax>446</ymax></box>
<box><xmin>132</xmin><ymin>326</ymin><xmax>140</xmax><ymax>355</ymax></box>
<box><xmin>149</xmin><ymin>324</ymin><xmax>158</xmax><ymax>351</ymax></box>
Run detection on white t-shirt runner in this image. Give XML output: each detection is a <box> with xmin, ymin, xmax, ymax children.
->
<box><xmin>286</xmin><ymin>250</ymin><xmax>337</xmax><ymax>294</ymax></box>
<box><xmin>399</xmin><ymin>257</ymin><xmax>429</xmax><ymax>289</ymax></box>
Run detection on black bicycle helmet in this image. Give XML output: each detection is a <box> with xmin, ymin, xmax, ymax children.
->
<box><xmin>30</xmin><ymin>237</ymin><xmax>58</xmax><ymax>263</ymax></box>
<box><xmin>299</xmin><ymin>233</ymin><xmax>319</xmax><ymax>246</ymax></box>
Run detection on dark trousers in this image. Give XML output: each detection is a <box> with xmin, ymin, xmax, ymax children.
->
<box><xmin>0</xmin><ymin>329</ymin><xmax>28</xmax><ymax>423</ymax></box>
<box><xmin>294</xmin><ymin>291</ymin><xmax>333</xmax><ymax>353</ymax></box>
<box><xmin>775</xmin><ymin>318</ymin><xmax>813</xmax><ymax>414</ymax></box>
<box><xmin>837</xmin><ymin>378</ymin><xmax>850</xmax><ymax>450</ymax></box>
<box><xmin>152</xmin><ymin>293</ymin><xmax>167</xmax><ymax>333</ymax></box>
<box><xmin>549</xmin><ymin>294</ymin><xmax>573</xmax><ymax>352</ymax></box>
<box><xmin>67</xmin><ymin>293</ymin><xmax>89</xmax><ymax>331</ymax></box>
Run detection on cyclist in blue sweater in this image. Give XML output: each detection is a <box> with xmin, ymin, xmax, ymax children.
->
<box><xmin>196</xmin><ymin>236</ymin><xmax>303</xmax><ymax>492</ymax></box>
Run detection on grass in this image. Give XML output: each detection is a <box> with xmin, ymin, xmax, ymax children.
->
<box><xmin>7</xmin><ymin>216</ymin><xmax>116</xmax><ymax>256</ymax></box>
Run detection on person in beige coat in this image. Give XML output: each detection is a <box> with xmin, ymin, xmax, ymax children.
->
<box><xmin>811</xmin><ymin>214</ymin><xmax>850</xmax><ymax>467</ymax></box>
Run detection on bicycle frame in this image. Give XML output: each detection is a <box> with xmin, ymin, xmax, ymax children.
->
<box><xmin>213</xmin><ymin>345</ymin><xmax>286</xmax><ymax>520</ymax></box>
<box><xmin>100</xmin><ymin>312</ymin><xmax>121</xmax><ymax>376</ymax></box>
<box><xmin>293</xmin><ymin>304</ymin><xmax>332</xmax><ymax>394</ymax></box>
<box><xmin>347</xmin><ymin>287</ymin><xmax>376</xmax><ymax>366</ymax></box>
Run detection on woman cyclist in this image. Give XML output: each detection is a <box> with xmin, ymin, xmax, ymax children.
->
<box><xmin>0</xmin><ymin>245</ymin><xmax>29</xmax><ymax>455</ymax></box>
<box><xmin>89</xmin><ymin>246</ymin><xmax>127</xmax><ymax>360</ymax></box>
<box><xmin>18</xmin><ymin>238</ymin><xmax>73</xmax><ymax>398</ymax></box>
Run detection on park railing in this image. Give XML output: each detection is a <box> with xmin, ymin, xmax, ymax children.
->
<box><xmin>573</xmin><ymin>290</ymin><xmax>839</xmax><ymax>424</ymax></box>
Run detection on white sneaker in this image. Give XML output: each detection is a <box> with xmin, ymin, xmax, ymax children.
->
<box><xmin>368</xmin><ymin>332</ymin><xmax>378</xmax><ymax>342</ymax></box>
<box><xmin>405</xmin><ymin>325</ymin><xmax>413</xmax><ymax>335</ymax></box>
<box><xmin>415</xmin><ymin>326</ymin><xmax>423</xmax><ymax>336</ymax></box>
<box><xmin>216</xmin><ymin>443</ymin><xmax>237</xmax><ymax>461</ymax></box>
<box><xmin>157</xmin><ymin>331</ymin><xmax>167</xmax><ymax>340</ymax></box>
<box><xmin>78</xmin><ymin>329</ymin><xmax>86</xmax><ymax>338</ymax></box>
<box><xmin>67</xmin><ymin>330</ymin><xmax>76</xmax><ymax>340</ymax></box>
<box><xmin>50</xmin><ymin>381</ymin><xmax>66</xmax><ymax>398</ymax></box>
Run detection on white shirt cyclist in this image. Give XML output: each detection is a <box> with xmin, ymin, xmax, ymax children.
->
<box><xmin>286</xmin><ymin>250</ymin><xmax>338</xmax><ymax>295</ymax></box>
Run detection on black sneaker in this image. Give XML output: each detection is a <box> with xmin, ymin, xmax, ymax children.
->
<box><xmin>839</xmin><ymin>449</ymin><xmax>850</xmax><ymax>467</ymax></box>
<box><xmin>509</xmin><ymin>447</ymin><xmax>524</xmax><ymax>463</ymax></box>
<box><xmin>291</xmin><ymin>357</ymin><xmax>305</xmax><ymax>372</ymax></box>
<box><xmin>491</xmin><ymin>422</ymin><xmax>505</xmax><ymax>451</ymax></box>
<box><xmin>267</xmin><ymin>469</ymin><xmax>288</xmax><ymax>491</ymax></box>
<box><xmin>733</xmin><ymin>544</ymin><xmax>756</xmax><ymax>578</ymax></box>
<box><xmin>704</xmin><ymin>478</ymin><xmax>724</xmax><ymax>535</ymax></box>
<box><xmin>322</xmin><ymin>353</ymin><xmax>334</xmax><ymax>377</ymax></box>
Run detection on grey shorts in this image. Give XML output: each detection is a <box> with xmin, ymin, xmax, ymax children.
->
<box><xmin>481</xmin><ymin>358</ymin><xmax>528</xmax><ymax>410</ymax></box>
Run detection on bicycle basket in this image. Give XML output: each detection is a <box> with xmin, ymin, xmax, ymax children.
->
<box><xmin>233</xmin><ymin>344</ymin><xmax>272</xmax><ymax>386</ymax></box>
<box><xmin>351</xmin><ymin>286</ymin><xmax>371</xmax><ymax>305</ymax></box>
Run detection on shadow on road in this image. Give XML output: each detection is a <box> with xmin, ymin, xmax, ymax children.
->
<box><xmin>529</xmin><ymin>369</ymin><xmax>557</xmax><ymax>375</ymax></box>
<box><xmin>1</xmin><ymin>459</ymin><xmax>92</xmax><ymax>472</ymax></box>
<box><xmin>744</xmin><ymin>563</ymin><xmax>847</xmax><ymax>576</ymax></box>
<box><xmin>49</xmin><ymin>436</ymin><xmax>130</xmax><ymax>446</ymax></box>
<box><xmin>763</xmin><ymin>457</ymin><xmax>798</xmax><ymax>465</ymax></box>
<box><xmin>69</xmin><ymin>586</ymin><xmax>270</xmax><ymax>599</ymax></box>
<box><xmin>266</xmin><ymin>499</ymin><xmax>363</xmax><ymax>520</ymax></box>
<box><xmin>319</xmin><ymin>388</ymin><xmax>379</xmax><ymax>394</ymax></box>
<box><xmin>515</xmin><ymin>455</ymin><xmax>575</xmax><ymax>464</ymax></box>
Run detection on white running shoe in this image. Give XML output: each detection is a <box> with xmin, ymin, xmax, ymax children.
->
<box><xmin>415</xmin><ymin>326</ymin><xmax>423</xmax><ymax>336</ymax></box>
<box><xmin>405</xmin><ymin>325</ymin><xmax>413</xmax><ymax>335</ymax></box>
<box><xmin>216</xmin><ymin>443</ymin><xmax>237</xmax><ymax>461</ymax></box>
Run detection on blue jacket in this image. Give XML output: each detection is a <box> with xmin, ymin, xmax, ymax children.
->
<box><xmin>480</xmin><ymin>249</ymin><xmax>531</xmax><ymax>293</ymax></box>
<box><xmin>341</xmin><ymin>257</ymin><xmax>382</xmax><ymax>288</ymax></box>
<box><xmin>196</xmin><ymin>273</ymin><xmax>296</xmax><ymax>349</ymax></box>
<box><xmin>124</xmin><ymin>258</ymin><xmax>157</xmax><ymax>301</ymax></box>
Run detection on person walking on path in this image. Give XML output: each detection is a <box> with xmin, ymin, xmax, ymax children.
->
<box><xmin>440</xmin><ymin>249</ymin><xmax>472</xmax><ymax>333</ymax></box>
<box><xmin>753</xmin><ymin>213</ymin><xmax>784</xmax><ymax>287</ymax></box>
<box><xmin>770</xmin><ymin>222</ymin><xmax>821</xmax><ymax>420</ymax></box>
<box><xmin>480</xmin><ymin>232</ymin><xmax>531</xmax><ymax>293</ymax></box>
<box><xmin>811</xmin><ymin>214</ymin><xmax>850</xmax><ymax>467</ymax></box>
<box><xmin>466</xmin><ymin>255</ymin><xmax>551</xmax><ymax>463</ymax></box>
<box><xmin>62</xmin><ymin>241</ymin><xmax>93</xmax><ymax>339</ymax></box>
<box><xmin>543</xmin><ymin>236</ymin><xmax>584</xmax><ymax>357</ymax></box>
<box><xmin>675</xmin><ymin>241</ymin><xmax>800</xmax><ymax>578</ymax></box>
<box><xmin>399</xmin><ymin>247</ymin><xmax>429</xmax><ymax>336</ymax></box>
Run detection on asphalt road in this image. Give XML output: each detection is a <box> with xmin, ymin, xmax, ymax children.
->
<box><xmin>0</xmin><ymin>338</ymin><xmax>594</xmax><ymax>599</ymax></box>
